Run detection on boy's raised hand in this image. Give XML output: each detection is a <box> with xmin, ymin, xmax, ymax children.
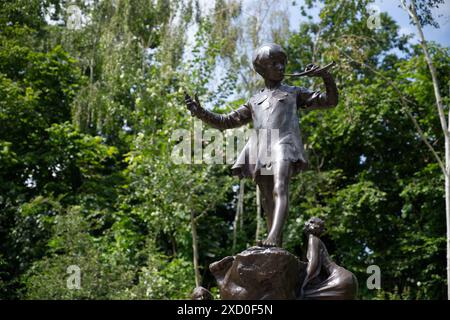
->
<box><xmin>184</xmin><ymin>92</ymin><xmax>202</xmax><ymax>115</ymax></box>
<box><xmin>304</xmin><ymin>63</ymin><xmax>329</xmax><ymax>77</ymax></box>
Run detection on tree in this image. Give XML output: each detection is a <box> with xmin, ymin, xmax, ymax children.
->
<box><xmin>399</xmin><ymin>0</ymin><xmax>449</xmax><ymax>299</ymax></box>
<box><xmin>1</xmin><ymin>0</ymin><xmax>448</xmax><ymax>300</ymax></box>
<box><xmin>282</xmin><ymin>0</ymin><xmax>448</xmax><ymax>299</ymax></box>
<box><xmin>0</xmin><ymin>22</ymin><xmax>83</xmax><ymax>297</ymax></box>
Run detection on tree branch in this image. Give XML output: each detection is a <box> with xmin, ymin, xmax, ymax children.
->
<box><xmin>333</xmin><ymin>44</ymin><xmax>447</xmax><ymax>176</ymax></box>
<box><xmin>400</xmin><ymin>0</ymin><xmax>449</xmax><ymax>138</ymax></box>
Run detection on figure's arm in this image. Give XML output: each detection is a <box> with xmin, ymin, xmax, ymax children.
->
<box><xmin>297</xmin><ymin>64</ymin><xmax>338</xmax><ymax>110</ymax></box>
<box><xmin>185</xmin><ymin>93</ymin><xmax>252</xmax><ymax>130</ymax></box>
<box><xmin>302</xmin><ymin>234</ymin><xmax>321</xmax><ymax>290</ymax></box>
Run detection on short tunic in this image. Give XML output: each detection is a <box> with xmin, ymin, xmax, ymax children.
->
<box><xmin>194</xmin><ymin>83</ymin><xmax>335</xmax><ymax>179</ymax></box>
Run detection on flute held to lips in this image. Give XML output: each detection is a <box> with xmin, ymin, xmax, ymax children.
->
<box><xmin>284</xmin><ymin>61</ymin><xmax>336</xmax><ymax>77</ymax></box>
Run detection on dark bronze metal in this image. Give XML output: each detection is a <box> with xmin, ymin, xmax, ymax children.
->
<box><xmin>301</xmin><ymin>217</ymin><xmax>358</xmax><ymax>300</ymax></box>
<box><xmin>208</xmin><ymin>217</ymin><xmax>358</xmax><ymax>300</ymax></box>
<box><xmin>185</xmin><ymin>44</ymin><xmax>357</xmax><ymax>300</ymax></box>
<box><xmin>209</xmin><ymin>246</ymin><xmax>307</xmax><ymax>300</ymax></box>
<box><xmin>284</xmin><ymin>61</ymin><xmax>336</xmax><ymax>77</ymax></box>
<box><xmin>185</xmin><ymin>43</ymin><xmax>338</xmax><ymax>248</ymax></box>
<box><xmin>191</xmin><ymin>286</ymin><xmax>214</xmax><ymax>300</ymax></box>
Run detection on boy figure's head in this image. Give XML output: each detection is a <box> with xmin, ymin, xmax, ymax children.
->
<box><xmin>252</xmin><ymin>43</ymin><xmax>287</xmax><ymax>81</ymax></box>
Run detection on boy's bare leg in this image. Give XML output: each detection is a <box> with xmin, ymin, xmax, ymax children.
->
<box><xmin>262</xmin><ymin>160</ymin><xmax>292</xmax><ymax>247</ymax></box>
<box><xmin>255</xmin><ymin>174</ymin><xmax>274</xmax><ymax>245</ymax></box>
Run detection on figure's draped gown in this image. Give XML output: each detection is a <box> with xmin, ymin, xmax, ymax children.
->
<box><xmin>303</xmin><ymin>237</ymin><xmax>358</xmax><ymax>300</ymax></box>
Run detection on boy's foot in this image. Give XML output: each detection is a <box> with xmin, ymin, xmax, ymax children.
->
<box><xmin>261</xmin><ymin>235</ymin><xmax>281</xmax><ymax>248</ymax></box>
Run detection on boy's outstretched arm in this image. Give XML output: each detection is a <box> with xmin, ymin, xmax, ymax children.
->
<box><xmin>297</xmin><ymin>64</ymin><xmax>338</xmax><ymax>110</ymax></box>
<box><xmin>184</xmin><ymin>93</ymin><xmax>252</xmax><ymax>130</ymax></box>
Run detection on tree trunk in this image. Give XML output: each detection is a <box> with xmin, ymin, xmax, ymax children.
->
<box><xmin>190</xmin><ymin>210</ymin><xmax>201</xmax><ymax>287</ymax></box>
<box><xmin>401</xmin><ymin>0</ymin><xmax>450</xmax><ymax>299</ymax></box>
<box><xmin>446</xmin><ymin>135</ymin><xmax>450</xmax><ymax>300</ymax></box>
<box><xmin>256</xmin><ymin>185</ymin><xmax>262</xmax><ymax>242</ymax></box>
<box><xmin>448</xmin><ymin>85</ymin><xmax>450</xmax><ymax>300</ymax></box>
<box><xmin>240</xmin><ymin>180</ymin><xmax>245</xmax><ymax>230</ymax></box>
<box><xmin>233</xmin><ymin>179</ymin><xmax>245</xmax><ymax>252</ymax></box>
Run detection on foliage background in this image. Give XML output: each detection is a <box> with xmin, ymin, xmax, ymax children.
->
<box><xmin>0</xmin><ymin>0</ymin><xmax>449</xmax><ymax>299</ymax></box>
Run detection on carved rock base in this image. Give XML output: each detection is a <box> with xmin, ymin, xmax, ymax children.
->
<box><xmin>209</xmin><ymin>246</ymin><xmax>307</xmax><ymax>300</ymax></box>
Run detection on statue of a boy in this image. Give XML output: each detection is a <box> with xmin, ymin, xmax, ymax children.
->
<box><xmin>185</xmin><ymin>43</ymin><xmax>338</xmax><ymax>247</ymax></box>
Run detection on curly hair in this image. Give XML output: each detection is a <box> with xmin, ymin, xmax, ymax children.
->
<box><xmin>252</xmin><ymin>43</ymin><xmax>287</xmax><ymax>76</ymax></box>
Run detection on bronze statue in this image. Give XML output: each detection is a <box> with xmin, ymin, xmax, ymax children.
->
<box><xmin>191</xmin><ymin>286</ymin><xmax>213</xmax><ymax>300</ymax></box>
<box><xmin>185</xmin><ymin>43</ymin><xmax>338</xmax><ymax>247</ymax></box>
<box><xmin>201</xmin><ymin>216</ymin><xmax>358</xmax><ymax>300</ymax></box>
<box><xmin>301</xmin><ymin>217</ymin><xmax>358</xmax><ymax>300</ymax></box>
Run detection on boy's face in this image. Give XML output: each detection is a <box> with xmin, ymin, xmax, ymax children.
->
<box><xmin>260</xmin><ymin>53</ymin><xmax>286</xmax><ymax>81</ymax></box>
